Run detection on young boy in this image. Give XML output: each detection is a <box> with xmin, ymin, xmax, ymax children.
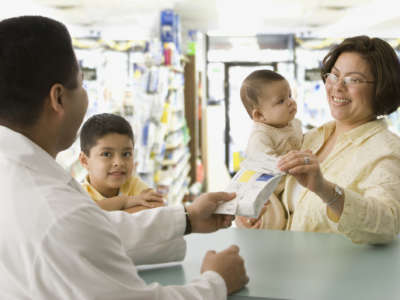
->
<box><xmin>79</xmin><ymin>113</ymin><xmax>165</xmax><ymax>213</ymax></box>
<box><xmin>237</xmin><ymin>69</ymin><xmax>303</xmax><ymax>229</ymax></box>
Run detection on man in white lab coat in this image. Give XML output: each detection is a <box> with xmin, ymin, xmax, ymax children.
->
<box><xmin>0</xmin><ymin>16</ymin><xmax>248</xmax><ymax>299</ymax></box>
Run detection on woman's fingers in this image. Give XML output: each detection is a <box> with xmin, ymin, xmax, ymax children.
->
<box><xmin>278</xmin><ymin>151</ymin><xmax>316</xmax><ymax>173</ymax></box>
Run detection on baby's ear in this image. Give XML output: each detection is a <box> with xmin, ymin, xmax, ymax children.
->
<box><xmin>252</xmin><ymin>108</ymin><xmax>264</xmax><ymax>122</ymax></box>
<box><xmin>78</xmin><ymin>152</ymin><xmax>89</xmax><ymax>169</ymax></box>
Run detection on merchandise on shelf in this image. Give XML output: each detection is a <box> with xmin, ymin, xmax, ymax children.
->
<box><xmin>57</xmin><ymin>10</ymin><xmax>191</xmax><ymax>205</ymax></box>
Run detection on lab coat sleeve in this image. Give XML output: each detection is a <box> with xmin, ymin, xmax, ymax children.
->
<box><xmin>106</xmin><ymin>205</ymin><xmax>187</xmax><ymax>265</ymax></box>
<box><xmin>34</xmin><ymin>205</ymin><xmax>227</xmax><ymax>300</ymax></box>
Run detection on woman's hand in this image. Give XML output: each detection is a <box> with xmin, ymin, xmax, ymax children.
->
<box><xmin>277</xmin><ymin>150</ymin><xmax>325</xmax><ymax>194</ymax></box>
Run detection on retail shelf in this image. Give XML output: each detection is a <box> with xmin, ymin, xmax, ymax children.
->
<box><xmin>54</xmin><ymin>45</ymin><xmax>191</xmax><ymax>208</ymax></box>
<box><xmin>167</xmin><ymin>176</ymin><xmax>190</xmax><ymax>205</ymax></box>
<box><xmin>157</xmin><ymin>152</ymin><xmax>190</xmax><ymax>186</ymax></box>
<box><xmin>162</xmin><ymin>146</ymin><xmax>188</xmax><ymax>166</ymax></box>
<box><xmin>165</xmin><ymin>134</ymin><xmax>184</xmax><ymax>150</ymax></box>
<box><xmin>168</xmin><ymin>167</ymin><xmax>190</xmax><ymax>200</ymax></box>
<box><xmin>168</xmin><ymin>119</ymin><xmax>185</xmax><ymax>133</ymax></box>
<box><xmin>168</xmin><ymin>66</ymin><xmax>184</xmax><ymax>73</ymax></box>
<box><xmin>171</xmin><ymin>106</ymin><xmax>184</xmax><ymax>113</ymax></box>
<box><xmin>171</xmin><ymin>186</ymin><xmax>188</xmax><ymax>206</ymax></box>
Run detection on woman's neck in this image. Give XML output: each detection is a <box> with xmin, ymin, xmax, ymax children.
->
<box><xmin>334</xmin><ymin>116</ymin><xmax>377</xmax><ymax>137</ymax></box>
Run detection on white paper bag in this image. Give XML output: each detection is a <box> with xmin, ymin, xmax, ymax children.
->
<box><xmin>215</xmin><ymin>157</ymin><xmax>283</xmax><ymax>218</ymax></box>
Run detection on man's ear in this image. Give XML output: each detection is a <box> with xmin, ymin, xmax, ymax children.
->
<box><xmin>48</xmin><ymin>83</ymin><xmax>65</xmax><ymax>114</ymax></box>
<box><xmin>251</xmin><ymin>108</ymin><xmax>265</xmax><ymax>122</ymax></box>
<box><xmin>79</xmin><ymin>152</ymin><xmax>89</xmax><ymax>170</ymax></box>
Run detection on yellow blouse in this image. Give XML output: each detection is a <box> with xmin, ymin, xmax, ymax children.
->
<box><xmin>82</xmin><ymin>175</ymin><xmax>149</xmax><ymax>202</ymax></box>
<box><xmin>283</xmin><ymin>119</ymin><xmax>400</xmax><ymax>244</ymax></box>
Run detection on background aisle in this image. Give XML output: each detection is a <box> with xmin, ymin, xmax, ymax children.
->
<box><xmin>2</xmin><ymin>0</ymin><xmax>400</xmax><ymax>199</ymax></box>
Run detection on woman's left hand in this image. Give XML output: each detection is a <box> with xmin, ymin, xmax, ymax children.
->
<box><xmin>277</xmin><ymin>150</ymin><xmax>325</xmax><ymax>194</ymax></box>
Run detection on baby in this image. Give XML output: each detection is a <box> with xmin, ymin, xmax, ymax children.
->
<box><xmin>237</xmin><ymin>69</ymin><xmax>303</xmax><ymax>229</ymax></box>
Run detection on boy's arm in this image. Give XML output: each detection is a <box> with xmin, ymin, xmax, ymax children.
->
<box><xmin>124</xmin><ymin>188</ymin><xmax>165</xmax><ymax>211</ymax></box>
<box><xmin>124</xmin><ymin>201</ymin><xmax>164</xmax><ymax>213</ymax></box>
<box><xmin>96</xmin><ymin>196</ymin><xmax>126</xmax><ymax>211</ymax></box>
<box><xmin>97</xmin><ymin>192</ymin><xmax>165</xmax><ymax>213</ymax></box>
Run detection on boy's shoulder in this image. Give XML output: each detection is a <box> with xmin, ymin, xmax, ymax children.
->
<box><xmin>81</xmin><ymin>178</ymin><xmax>105</xmax><ymax>202</ymax></box>
<box><xmin>120</xmin><ymin>175</ymin><xmax>149</xmax><ymax>196</ymax></box>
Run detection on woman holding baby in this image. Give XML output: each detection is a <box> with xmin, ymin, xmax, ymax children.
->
<box><xmin>237</xmin><ymin>35</ymin><xmax>400</xmax><ymax>244</ymax></box>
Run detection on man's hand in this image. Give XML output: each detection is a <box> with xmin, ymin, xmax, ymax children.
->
<box><xmin>186</xmin><ymin>192</ymin><xmax>235</xmax><ymax>233</ymax></box>
<box><xmin>201</xmin><ymin>245</ymin><xmax>249</xmax><ymax>295</ymax></box>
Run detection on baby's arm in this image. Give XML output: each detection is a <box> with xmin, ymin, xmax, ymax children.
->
<box><xmin>247</xmin><ymin>132</ymin><xmax>277</xmax><ymax>159</ymax></box>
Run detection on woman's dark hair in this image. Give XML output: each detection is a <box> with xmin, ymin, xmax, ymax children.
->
<box><xmin>321</xmin><ymin>35</ymin><xmax>400</xmax><ymax>116</ymax></box>
<box><xmin>0</xmin><ymin>16</ymin><xmax>79</xmax><ymax>127</ymax></box>
<box><xmin>240</xmin><ymin>69</ymin><xmax>285</xmax><ymax>118</ymax></box>
<box><xmin>80</xmin><ymin>113</ymin><xmax>135</xmax><ymax>156</ymax></box>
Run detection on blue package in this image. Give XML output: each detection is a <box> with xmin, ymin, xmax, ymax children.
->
<box><xmin>160</xmin><ymin>9</ymin><xmax>175</xmax><ymax>44</ymax></box>
<box><xmin>256</xmin><ymin>174</ymin><xmax>274</xmax><ymax>182</ymax></box>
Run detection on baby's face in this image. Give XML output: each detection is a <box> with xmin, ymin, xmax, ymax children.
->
<box><xmin>254</xmin><ymin>79</ymin><xmax>297</xmax><ymax>128</ymax></box>
<box><xmin>83</xmin><ymin>133</ymin><xmax>135</xmax><ymax>197</ymax></box>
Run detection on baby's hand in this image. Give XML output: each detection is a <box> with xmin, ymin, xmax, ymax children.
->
<box><xmin>124</xmin><ymin>188</ymin><xmax>165</xmax><ymax>209</ymax></box>
<box><xmin>236</xmin><ymin>216</ymin><xmax>263</xmax><ymax>229</ymax></box>
<box><xmin>235</xmin><ymin>202</ymin><xmax>270</xmax><ymax>229</ymax></box>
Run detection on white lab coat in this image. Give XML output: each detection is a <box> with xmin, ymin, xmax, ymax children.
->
<box><xmin>0</xmin><ymin>126</ymin><xmax>227</xmax><ymax>300</ymax></box>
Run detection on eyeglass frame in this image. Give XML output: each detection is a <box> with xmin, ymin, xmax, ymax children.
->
<box><xmin>323</xmin><ymin>73</ymin><xmax>375</xmax><ymax>86</ymax></box>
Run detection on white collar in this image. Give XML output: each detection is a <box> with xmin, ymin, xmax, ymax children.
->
<box><xmin>0</xmin><ymin>125</ymin><xmax>71</xmax><ymax>184</ymax></box>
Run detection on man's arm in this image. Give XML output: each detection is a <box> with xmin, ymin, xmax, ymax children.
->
<box><xmin>106</xmin><ymin>191</ymin><xmax>235</xmax><ymax>265</ymax></box>
<box><xmin>36</xmin><ymin>204</ymin><xmax>227</xmax><ymax>300</ymax></box>
<box><xmin>107</xmin><ymin>205</ymin><xmax>187</xmax><ymax>265</ymax></box>
<box><xmin>110</xmin><ymin>191</ymin><xmax>249</xmax><ymax>294</ymax></box>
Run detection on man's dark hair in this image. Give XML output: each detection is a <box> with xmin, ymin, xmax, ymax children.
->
<box><xmin>321</xmin><ymin>35</ymin><xmax>400</xmax><ymax>116</ymax></box>
<box><xmin>80</xmin><ymin>113</ymin><xmax>135</xmax><ymax>156</ymax></box>
<box><xmin>240</xmin><ymin>70</ymin><xmax>285</xmax><ymax>118</ymax></box>
<box><xmin>0</xmin><ymin>16</ymin><xmax>78</xmax><ymax>127</ymax></box>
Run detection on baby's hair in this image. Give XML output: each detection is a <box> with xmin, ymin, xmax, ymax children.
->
<box><xmin>80</xmin><ymin>113</ymin><xmax>134</xmax><ymax>156</ymax></box>
<box><xmin>240</xmin><ymin>70</ymin><xmax>285</xmax><ymax>118</ymax></box>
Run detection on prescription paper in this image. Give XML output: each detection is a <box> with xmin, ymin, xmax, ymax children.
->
<box><xmin>215</xmin><ymin>157</ymin><xmax>283</xmax><ymax>218</ymax></box>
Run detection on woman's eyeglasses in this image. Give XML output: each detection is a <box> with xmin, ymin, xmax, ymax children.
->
<box><xmin>323</xmin><ymin>73</ymin><xmax>374</xmax><ymax>86</ymax></box>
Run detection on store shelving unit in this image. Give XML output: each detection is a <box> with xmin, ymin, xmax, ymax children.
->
<box><xmin>150</xmin><ymin>65</ymin><xmax>192</xmax><ymax>204</ymax></box>
<box><xmin>56</xmin><ymin>33</ymin><xmax>192</xmax><ymax>206</ymax></box>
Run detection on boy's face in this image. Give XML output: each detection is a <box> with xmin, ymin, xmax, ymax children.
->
<box><xmin>80</xmin><ymin>133</ymin><xmax>134</xmax><ymax>197</ymax></box>
<box><xmin>252</xmin><ymin>79</ymin><xmax>297</xmax><ymax>128</ymax></box>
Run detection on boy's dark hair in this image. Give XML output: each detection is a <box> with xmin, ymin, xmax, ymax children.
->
<box><xmin>240</xmin><ymin>70</ymin><xmax>285</xmax><ymax>118</ymax></box>
<box><xmin>0</xmin><ymin>16</ymin><xmax>78</xmax><ymax>128</ymax></box>
<box><xmin>321</xmin><ymin>35</ymin><xmax>400</xmax><ymax>116</ymax></box>
<box><xmin>80</xmin><ymin>113</ymin><xmax>135</xmax><ymax>156</ymax></box>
